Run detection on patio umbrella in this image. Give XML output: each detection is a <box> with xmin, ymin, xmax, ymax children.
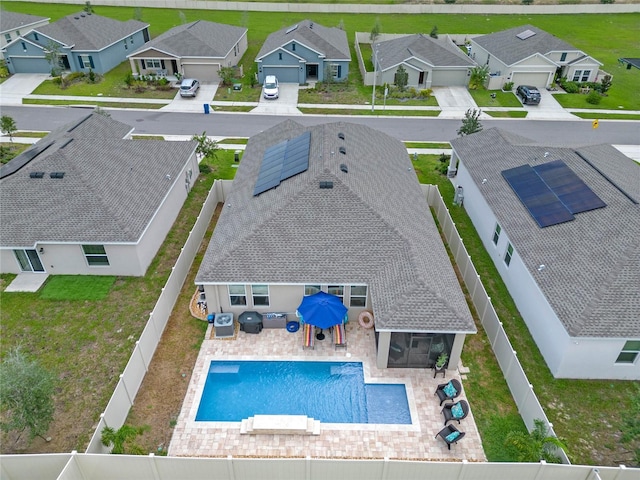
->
<box><xmin>296</xmin><ymin>291</ymin><xmax>348</xmax><ymax>329</ymax></box>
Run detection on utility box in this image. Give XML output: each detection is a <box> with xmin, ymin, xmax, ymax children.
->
<box><xmin>214</xmin><ymin>313</ymin><xmax>234</xmax><ymax>337</ymax></box>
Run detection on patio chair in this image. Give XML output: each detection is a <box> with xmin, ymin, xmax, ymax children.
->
<box><xmin>332</xmin><ymin>323</ymin><xmax>347</xmax><ymax>350</ymax></box>
<box><xmin>441</xmin><ymin>399</ymin><xmax>469</xmax><ymax>425</ymax></box>
<box><xmin>434</xmin><ymin>378</ymin><xmax>462</xmax><ymax>406</ymax></box>
<box><xmin>435</xmin><ymin>424</ymin><xmax>465</xmax><ymax>450</ymax></box>
<box><xmin>302</xmin><ymin>323</ymin><xmax>315</xmax><ymax>350</ymax></box>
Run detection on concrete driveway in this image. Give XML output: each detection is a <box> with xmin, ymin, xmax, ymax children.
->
<box><xmin>0</xmin><ymin>73</ymin><xmax>50</xmax><ymax>106</ymax></box>
<box><xmin>160</xmin><ymin>83</ymin><xmax>219</xmax><ymax>113</ymax></box>
<box><xmin>432</xmin><ymin>86</ymin><xmax>480</xmax><ymax>119</ymax></box>
<box><xmin>521</xmin><ymin>89</ymin><xmax>577</xmax><ymax>120</ymax></box>
<box><xmin>251</xmin><ymin>83</ymin><xmax>301</xmax><ymax>115</ymax></box>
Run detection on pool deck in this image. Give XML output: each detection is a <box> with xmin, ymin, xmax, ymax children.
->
<box><xmin>169</xmin><ymin>321</ymin><xmax>486</xmax><ymax>461</ymax></box>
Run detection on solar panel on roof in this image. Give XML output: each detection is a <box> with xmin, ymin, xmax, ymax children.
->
<box><xmin>533</xmin><ymin>160</ymin><xmax>606</xmax><ymax>214</ymax></box>
<box><xmin>253</xmin><ymin>131</ymin><xmax>310</xmax><ymax>196</ymax></box>
<box><xmin>516</xmin><ymin>29</ymin><xmax>537</xmax><ymax>40</ymax></box>
<box><xmin>502</xmin><ymin>164</ymin><xmax>575</xmax><ymax>228</ymax></box>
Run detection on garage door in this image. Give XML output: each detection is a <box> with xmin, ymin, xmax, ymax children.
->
<box><xmin>8</xmin><ymin>57</ymin><xmax>50</xmax><ymax>74</ymax></box>
<box><xmin>511</xmin><ymin>72</ymin><xmax>551</xmax><ymax>88</ymax></box>
<box><xmin>262</xmin><ymin>67</ymin><xmax>299</xmax><ymax>84</ymax></box>
<box><xmin>182</xmin><ymin>64</ymin><xmax>220</xmax><ymax>83</ymax></box>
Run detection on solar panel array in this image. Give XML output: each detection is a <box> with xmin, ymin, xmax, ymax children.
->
<box><xmin>501</xmin><ymin>160</ymin><xmax>606</xmax><ymax>228</ymax></box>
<box><xmin>516</xmin><ymin>29</ymin><xmax>537</xmax><ymax>40</ymax></box>
<box><xmin>253</xmin><ymin>131</ymin><xmax>311</xmax><ymax>196</ymax></box>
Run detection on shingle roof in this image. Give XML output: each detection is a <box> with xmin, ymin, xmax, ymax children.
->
<box><xmin>35</xmin><ymin>12</ymin><xmax>147</xmax><ymax>51</ymax></box>
<box><xmin>472</xmin><ymin>24</ymin><xmax>578</xmax><ymax>66</ymax></box>
<box><xmin>375</xmin><ymin>34</ymin><xmax>475</xmax><ymax>70</ymax></box>
<box><xmin>0</xmin><ymin>114</ymin><xmax>196</xmax><ymax>247</ymax></box>
<box><xmin>256</xmin><ymin>20</ymin><xmax>350</xmax><ymax>61</ymax></box>
<box><xmin>130</xmin><ymin>20</ymin><xmax>246</xmax><ymax>58</ymax></box>
<box><xmin>0</xmin><ymin>11</ymin><xmax>49</xmax><ymax>34</ymax></box>
<box><xmin>196</xmin><ymin>121</ymin><xmax>475</xmax><ymax>333</ymax></box>
<box><xmin>451</xmin><ymin>128</ymin><xmax>640</xmax><ymax>338</ymax></box>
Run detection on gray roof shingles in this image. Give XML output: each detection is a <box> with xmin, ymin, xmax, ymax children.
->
<box><xmin>375</xmin><ymin>34</ymin><xmax>475</xmax><ymax>70</ymax></box>
<box><xmin>0</xmin><ymin>114</ymin><xmax>196</xmax><ymax>247</ymax></box>
<box><xmin>0</xmin><ymin>11</ymin><xmax>49</xmax><ymax>33</ymax></box>
<box><xmin>256</xmin><ymin>20</ymin><xmax>350</xmax><ymax>61</ymax></box>
<box><xmin>196</xmin><ymin>120</ymin><xmax>475</xmax><ymax>333</ymax></box>
<box><xmin>130</xmin><ymin>20</ymin><xmax>246</xmax><ymax>58</ymax></box>
<box><xmin>451</xmin><ymin>128</ymin><xmax>640</xmax><ymax>338</ymax></box>
<box><xmin>35</xmin><ymin>12</ymin><xmax>147</xmax><ymax>51</ymax></box>
<box><xmin>472</xmin><ymin>24</ymin><xmax>579</xmax><ymax>66</ymax></box>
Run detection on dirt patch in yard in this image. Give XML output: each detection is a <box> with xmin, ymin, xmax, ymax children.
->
<box><xmin>125</xmin><ymin>204</ymin><xmax>221</xmax><ymax>455</ymax></box>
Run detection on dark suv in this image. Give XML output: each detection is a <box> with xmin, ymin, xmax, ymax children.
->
<box><xmin>516</xmin><ymin>85</ymin><xmax>541</xmax><ymax>105</ymax></box>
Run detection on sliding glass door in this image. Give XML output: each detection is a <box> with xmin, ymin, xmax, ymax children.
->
<box><xmin>14</xmin><ymin>249</ymin><xmax>45</xmax><ymax>272</ymax></box>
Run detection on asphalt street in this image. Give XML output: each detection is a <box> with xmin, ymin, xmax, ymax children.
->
<box><xmin>1</xmin><ymin>105</ymin><xmax>639</xmax><ymax>146</ymax></box>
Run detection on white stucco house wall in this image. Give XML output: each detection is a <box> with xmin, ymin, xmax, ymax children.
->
<box><xmin>196</xmin><ymin>120</ymin><xmax>476</xmax><ymax>370</ymax></box>
<box><xmin>450</xmin><ymin>128</ymin><xmax>639</xmax><ymax>380</ymax></box>
<box><xmin>0</xmin><ymin>113</ymin><xmax>198</xmax><ymax>277</ymax></box>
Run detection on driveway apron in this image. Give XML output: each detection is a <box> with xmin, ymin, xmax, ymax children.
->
<box><xmin>160</xmin><ymin>83</ymin><xmax>219</xmax><ymax>113</ymax></box>
<box><xmin>0</xmin><ymin>73</ymin><xmax>50</xmax><ymax>106</ymax></box>
<box><xmin>251</xmin><ymin>83</ymin><xmax>301</xmax><ymax>115</ymax></box>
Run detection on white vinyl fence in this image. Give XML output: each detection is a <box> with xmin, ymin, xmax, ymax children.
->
<box><xmin>424</xmin><ymin>184</ymin><xmax>569</xmax><ymax>464</ymax></box>
<box><xmin>84</xmin><ymin>180</ymin><xmax>223</xmax><ymax>453</ymax></box>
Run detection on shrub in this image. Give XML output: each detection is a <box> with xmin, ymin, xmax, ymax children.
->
<box><xmin>522</xmin><ymin>0</ymin><xmax>533</xmax><ymax>4</ymax></box>
<box><xmin>124</xmin><ymin>72</ymin><xmax>134</xmax><ymax>87</ymax></box>
<box><xmin>561</xmin><ymin>80</ymin><xmax>579</xmax><ymax>94</ymax></box>
<box><xmin>600</xmin><ymin>0</ymin><xmax>614</xmax><ymax>3</ymax></box>
<box><xmin>88</xmin><ymin>69</ymin><xmax>96</xmax><ymax>83</ymax></box>
<box><xmin>0</xmin><ymin>60</ymin><xmax>9</xmax><ymax>78</ymax></box>
<box><xmin>503</xmin><ymin>81</ymin><xmax>514</xmax><ymax>91</ymax></box>
<box><xmin>444</xmin><ymin>0</ymin><xmax>456</xmax><ymax>3</ymax></box>
<box><xmin>586</xmin><ymin>90</ymin><xmax>602</xmax><ymax>105</ymax></box>
<box><xmin>419</xmin><ymin>89</ymin><xmax>433</xmax><ymax>99</ymax></box>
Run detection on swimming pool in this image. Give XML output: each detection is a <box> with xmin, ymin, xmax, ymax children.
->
<box><xmin>195</xmin><ymin>361</ymin><xmax>411</xmax><ymax>424</ymax></box>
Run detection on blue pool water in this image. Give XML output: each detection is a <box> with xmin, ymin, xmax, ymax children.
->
<box><xmin>195</xmin><ymin>361</ymin><xmax>411</xmax><ymax>424</ymax></box>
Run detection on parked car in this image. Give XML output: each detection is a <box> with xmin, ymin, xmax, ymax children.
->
<box><xmin>179</xmin><ymin>78</ymin><xmax>200</xmax><ymax>97</ymax></box>
<box><xmin>516</xmin><ymin>85</ymin><xmax>541</xmax><ymax>105</ymax></box>
<box><xmin>263</xmin><ymin>75</ymin><xmax>279</xmax><ymax>99</ymax></box>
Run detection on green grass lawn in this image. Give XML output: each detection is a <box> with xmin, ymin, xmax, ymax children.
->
<box><xmin>40</xmin><ymin>276</ymin><xmax>116</xmax><ymax>301</ymax></box>
<box><xmin>484</xmin><ymin>110</ymin><xmax>528</xmax><ymax>118</ymax></box>
<box><xmin>0</xmin><ymin>143</ymin><xmax>30</xmax><ymax>164</ymax></box>
<box><xmin>470</xmin><ymin>88</ymin><xmax>522</xmax><ymax>108</ymax></box>
<box><xmin>405</xmin><ymin>142</ymin><xmax>451</xmax><ymax>149</ymax></box>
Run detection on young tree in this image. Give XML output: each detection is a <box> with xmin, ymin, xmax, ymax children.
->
<box><xmin>101</xmin><ymin>424</ymin><xmax>149</xmax><ymax>454</ymax></box>
<box><xmin>93</xmin><ymin>106</ymin><xmax>111</xmax><ymax>117</ymax></box>
<box><xmin>430</xmin><ymin>25</ymin><xmax>438</xmax><ymax>39</ymax></box>
<box><xmin>191</xmin><ymin>132</ymin><xmax>219</xmax><ymax>161</ymax></box>
<box><xmin>44</xmin><ymin>41</ymin><xmax>63</xmax><ymax>78</ymax></box>
<box><xmin>0</xmin><ymin>347</ymin><xmax>56</xmax><ymax>445</ymax></box>
<box><xmin>178</xmin><ymin>11</ymin><xmax>187</xmax><ymax>24</ymax></box>
<box><xmin>394</xmin><ymin>65</ymin><xmax>408</xmax><ymax>92</ymax></box>
<box><xmin>1</xmin><ymin>115</ymin><xmax>17</xmax><ymax>142</ymax></box>
<box><xmin>83</xmin><ymin>1</ymin><xmax>94</xmax><ymax>13</ymax></box>
<box><xmin>219</xmin><ymin>66</ymin><xmax>235</xmax><ymax>87</ymax></box>
<box><xmin>600</xmin><ymin>74</ymin><xmax>612</xmax><ymax>95</ymax></box>
<box><xmin>133</xmin><ymin>7</ymin><xmax>143</xmax><ymax>21</ymax></box>
<box><xmin>457</xmin><ymin>108</ymin><xmax>483</xmax><ymax>136</ymax></box>
<box><xmin>504</xmin><ymin>419</ymin><xmax>567</xmax><ymax>463</ymax></box>
<box><xmin>370</xmin><ymin>18</ymin><xmax>381</xmax><ymax>42</ymax></box>
<box><xmin>468</xmin><ymin>64</ymin><xmax>489</xmax><ymax>90</ymax></box>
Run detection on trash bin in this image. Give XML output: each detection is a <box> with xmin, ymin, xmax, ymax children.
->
<box><xmin>203</xmin><ymin>103</ymin><xmax>210</xmax><ymax>114</ymax></box>
<box><xmin>207</xmin><ymin>314</ymin><xmax>215</xmax><ymax>324</ymax></box>
<box><xmin>234</xmin><ymin>150</ymin><xmax>241</xmax><ymax>162</ymax></box>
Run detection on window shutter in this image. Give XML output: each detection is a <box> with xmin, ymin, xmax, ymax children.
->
<box><xmin>78</xmin><ymin>57</ymin><xmax>84</xmax><ymax>68</ymax></box>
<box><xmin>88</xmin><ymin>56</ymin><xmax>95</xmax><ymax>69</ymax></box>
<box><xmin>337</xmin><ymin>65</ymin><xmax>342</xmax><ymax>77</ymax></box>
<box><xmin>141</xmin><ymin>59</ymin><xmax>146</xmax><ymax>69</ymax></box>
<box><xmin>161</xmin><ymin>60</ymin><xmax>165</xmax><ymax>69</ymax></box>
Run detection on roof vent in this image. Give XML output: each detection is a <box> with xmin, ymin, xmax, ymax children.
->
<box><xmin>310</xmin><ymin>22</ymin><xmax>314</xmax><ymax>29</ymax></box>
<box><xmin>74</xmin><ymin>16</ymin><xmax>80</xmax><ymax>19</ymax></box>
<box><xmin>339</xmin><ymin>146</ymin><xmax>346</xmax><ymax>155</ymax></box>
<box><xmin>50</xmin><ymin>172</ymin><xmax>65</xmax><ymax>179</ymax></box>
<box><xmin>338</xmin><ymin>132</ymin><xmax>345</xmax><ymax>140</ymax></box>
<box><xmin>286</xmin><ymin>25</ymin><xmax>298</xmax><ymax>35</ymax></box>
<box><xmin>340</xmin><ymin>163</ymin><xmax>348</xmax><ymax>173</ymax></box>
<box><xmin>29</xmin><ymin>171</ymin><xmax>45</xmax><ymax>178</ymax></box>
<box><xmin>80</xmin><ymin>13</ymin><xmax>86</xmax><ymax>17</ymax></box>
<box><xmin>319</xmin><ymin>181</ymin><xmax>333</xmax><ymax>189</ymax></box>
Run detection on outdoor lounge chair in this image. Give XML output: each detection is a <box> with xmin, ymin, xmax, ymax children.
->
<box><xmin>303</xmin><ymin>323</ymin><xmax>315</xmax><ymax>350</ymax></box>
<box><xmin>435</xmin><ymin>424</ymin><xmax>465</xmax><ymax>450</ymax></box>
<box><xmin>332</xmin><ymin>323</ymin><xmax>347</xmax><ymax>350</ymax></box>
<box><xmin>441</xmin><ymin>399</ymin><xmax>469</xmax><ymax>425</ymax></box>
<box><xmin>434</xmin><ymin>378</ymin><xmax>462</xmax><ymax>406</ymax></box>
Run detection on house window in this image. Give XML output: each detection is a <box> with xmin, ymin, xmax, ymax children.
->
<box><xmin>146</xmin><ymin>59</ymin><xmax>162</xmax><ymax>69</ymax></box>
<box><xmin>82</xmin><ymin>245</ymin><xmax>110</xmax><ymax>266</ymax></box>
<box><xmin>572</xmin><ymin>70</ymin><xmax>591</xmax><ymax>82</ymax></box>
<box><xmin>328</xmin><ymin>285</ymin><xmax>344</xmax><ymax>302</ymax></box>
<box><xmin>21</xmin><ymin>41</ymin><xmax>27</xmax><ymax>51</ymax></box>
<box><xmin>304</xmin><ymin>285</ymin><xmax>321</xmax><ymax>296</ymax></box>
<box><xmin>124</xmin><ymin>40</ymin><xmax>128</xmax><ymax>50</ymax></box>
<box><xmin>492</xmin><ymin>224</ymin><xmax>501</xmax><ymax>245</ymax></box>
<box><xmin>16</xmin><ymin>30</ymin><xmax>21</xmax><ymax>36</ymax></box>
<box><xmin>130</xmin><ymin>36</ymin><xmax>134</xmax><ymax>44</ymax></box>
<box><xmin>78</xmin><ymin>55</ymin><xmax>95</xmax><ymax>69</ymax></box>
<box><xmin>330</xmin><ymin>64</ymin><xmax>341</xmax><ymax>79</ymax></box>
<box><xmin>292</xmin><ymin>43</ymin><xmax>296</xmax><ymax>51</ymax></box>
<box><xmin>251</xmin><ymin>285</ymin><xmax>269</xmax><ymax>307</ymax></box>
<box><xmin>350</xmin><ymin>286</ymin><xmax>367</xmax><ymax>307</ymax></box>
<box><xmin>580</xmin><ymin>70</ymin><xmax>591</xmax><ymax>82</ymax></box>
<box><xmin>504</xmin><ymin>243</ymin><xmax>514</xmax><ymax>266</ymax></box>
<box><xmin>278</xmin><ymin>52</ymin><xmax>282</xmax><ymax>60</ymax></box>
<box><xmin>228</xmin><ymin>285</ymin><xmax>247</xmax><ymax>306</ymax></box>
<box><xmin>5</xmin><ymin>33</ymin><xmax>11</xmax><ymax>42</ymax></box>
<box><xmin>34</xmin><ymin>32</ymin><xmax>39</xmax><ymax>41</ymax></box>
<box><xmin>616</xmin><ymin>341</ymin><xmax>640</xmax><ymax>364</ymax></box>
<box><xmin>560</xmin><ymin>52</ymin><xmax>567</xmax><ymax>61</ymax></box>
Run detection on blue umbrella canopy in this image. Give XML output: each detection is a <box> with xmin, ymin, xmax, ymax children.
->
<box><xmin>297</xmin><ymin>291</ymin><xmax>348</xmax><ymax>329</ymax></box>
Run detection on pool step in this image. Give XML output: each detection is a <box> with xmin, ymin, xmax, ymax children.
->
<box><xmin>240</xmin><ymin>415</ymin><xmax>321</xmax><ymax>435</ymax></box>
